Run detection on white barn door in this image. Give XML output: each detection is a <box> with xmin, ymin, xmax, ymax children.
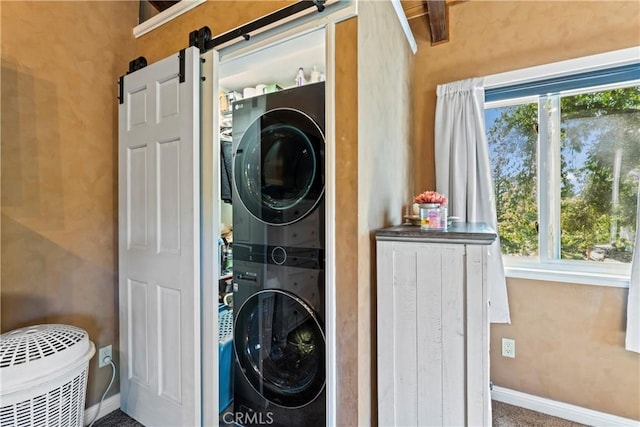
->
<box><xmin>118</xmin><ymin>47</ymin><xmax>200</xmax><ymax>427</ymax></box>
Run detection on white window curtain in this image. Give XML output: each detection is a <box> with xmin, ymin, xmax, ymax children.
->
<box><xmin>626</xmin><ymin>193</ymin><xmax>640</xmax><ymax>353</ymax></box>
<box><xmin>434</xmin><ymin>77</ymin><xmax>511</xmax><ymax>323</ymax></box>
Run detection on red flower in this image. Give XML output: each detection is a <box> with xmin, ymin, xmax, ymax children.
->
<box><xmin>414</xmin><ymin>190</ymin><xmax>447</xmax><ymax>206</ymax></box>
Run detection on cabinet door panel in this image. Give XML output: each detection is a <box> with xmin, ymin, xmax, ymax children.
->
<box><xmin>439</xmin><ymin>246</ymin><xmax>465</xmax><ymax>426</ymax></box>
<box><xmin>377</xmin><ymin>239</ymin><xmax>489</xmax><ymax>427</ymax></box>
<box><xmin>392</xmin><ymin>246</ymin><xmax>418</xmax><ymax>426</ymax></box>
<box><xmin>416</xmin><ymin>246</ymin><xmax>444</xmax><ymax>426</ymax></box>
<box><xmin>466</xmin><ymin>245</ymin><xmax>490</xmax><ymax>425</ymax></box>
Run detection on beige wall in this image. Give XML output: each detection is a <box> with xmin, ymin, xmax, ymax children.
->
<box><xmin>411</xmin><ymin>0</ymin><xmax>640</xmax><ymax>419</ymax></box>
<box><xmin>492</xmin><ymin>279</ymin><xmax>638</xmax><ymax>419</ymax></box>
<box><xmin>1</xmin><ymin>1</ymin><xmax>138</xmax><ymax>406</ymax></box>
<box><xmin>334</xmin><ymin>17</ymin><xmax>360</xmax><ymax>426</ymax></box>
<box><xmin>357</xmin><ymin>2</ymin><xmax>414</xmax><ymax>424</ymax></box>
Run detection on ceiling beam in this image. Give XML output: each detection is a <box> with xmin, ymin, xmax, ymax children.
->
<box><xmin>425</xmin><ymin>0</ymin><xmax>448</xmax><ymax>45</ymax></box>
<box><xmin>148</xmin><ymin>0</ymin><xmax>180</xmax><ymax>12</ymax></box>
<box><xmin>402</xmin><ymin>0</ymin><xmax>468</xmax><ymax>44</ymax></box>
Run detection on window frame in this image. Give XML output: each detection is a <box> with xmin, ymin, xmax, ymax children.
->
<box><xmin>483</xmin><ymin>47</ymin><xmax>640</xmax><ymax>288</ymax></box>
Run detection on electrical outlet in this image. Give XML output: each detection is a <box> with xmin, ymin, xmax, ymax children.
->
<box><xmin>502</xmin><ymin>338</ymin><xmax>515</xmax><ymax>358</ymax></box>
<box><xmin>99</xmin><ymin>345</ymin><xmax>112</xmax><ymax>368</ymax></box>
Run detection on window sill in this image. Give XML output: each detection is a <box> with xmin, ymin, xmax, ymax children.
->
<box><xmin>504</xmin><ymin>265</ymin><xmax>630</xmax><ymax>288</ymax></box>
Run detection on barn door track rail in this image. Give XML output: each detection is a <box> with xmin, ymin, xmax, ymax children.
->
<box><xmin>119</xmin><ymin>0</ymin><xmax>326</xmax><ymax>103</ymax></box>
<box><xmin>189</xmin><ymin>0</ymin><xmax>327</xmax><ymax>53</ymax></box>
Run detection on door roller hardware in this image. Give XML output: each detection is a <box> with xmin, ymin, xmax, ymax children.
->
<box><xmin>117</xmin><ymin>56</ymin><xmax>148</xmax><ymax>104</ymax></box>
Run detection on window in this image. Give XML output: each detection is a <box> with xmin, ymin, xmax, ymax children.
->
<box><xmin>485</xmin><ymin>62</ymin><xmax>640</xmax><ymax>285</ymax></box>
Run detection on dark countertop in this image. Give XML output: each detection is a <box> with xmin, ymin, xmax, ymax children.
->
<box><xmin>376</xmin><ymin>222</ymin><xmax>497</xmax><ymax>245</ymax></box>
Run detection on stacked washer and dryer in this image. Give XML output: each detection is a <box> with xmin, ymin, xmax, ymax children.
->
<box><xmin>231</xmin><ymin>82</ymin><xmax>326</xmax><ymax>427</ymax></box>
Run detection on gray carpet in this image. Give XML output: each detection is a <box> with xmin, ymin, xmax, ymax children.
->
<box><xmin>492</xmin><ymin>400</ymin><xmax>586</xmax><ymax>427</ymax></box>
<box><xmin>93</xmin><ymin>409</ymin><xmax>143</xmax><ymax>427</ymax></box>
<box><xmin>96</xmin><ymin>401</ymin><xmax>588</xmax><ymax>426</ymax></box>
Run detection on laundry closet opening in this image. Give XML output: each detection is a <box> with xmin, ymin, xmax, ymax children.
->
<box><xmin>204</xmin><ymin>26</ymin><xmax>328</xmax><ymax>426</ymax></box>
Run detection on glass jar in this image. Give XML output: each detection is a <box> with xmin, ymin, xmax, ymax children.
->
<box><xmin>419</xmin><ymin>203</ymin><xmax>447</xmax><ymax>230</ymax></box>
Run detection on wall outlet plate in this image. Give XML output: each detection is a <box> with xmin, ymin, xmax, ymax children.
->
<box><xmin>99</xmin><ymin>345</ymin><xmax>113</xmax><ymax>368</ymax></box>
<box><xmin>502</xmin><ymin>338</ymin><xmax>515</xmax><ymax>358</ymax></box>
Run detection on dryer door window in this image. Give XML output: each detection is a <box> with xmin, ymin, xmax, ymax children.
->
<box><xmin>234</xmin><ymin>109</ymin><xmax>324</xmax><ymax>226</ymax></box>
<box><xmin>234</xmin><ymin>289</ymin><xmax>325</xmax><ymax>408</ymax></box>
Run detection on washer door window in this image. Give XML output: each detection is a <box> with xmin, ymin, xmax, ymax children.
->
<box><xmin>234</xmin><ymin>109</ymin><xmax>324</xmax><ymax>226</ymax></box>
<box><xmin>234</xmin><ymin>290</ymin><xmax>325</xmax><ymax>408</ymax></box>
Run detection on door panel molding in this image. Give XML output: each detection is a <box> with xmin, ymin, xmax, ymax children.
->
<box><xmin>118</xmin><ymin>46</ymin><xmax>200</xmax><ymax>427</ymax></box>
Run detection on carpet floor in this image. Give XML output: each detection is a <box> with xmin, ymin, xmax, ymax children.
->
<box><xmin>94</xmin><ymin>400</ymin><xmax>587</xmax><ymax>426</ymax></box>
<box><xmin>492</xmin><ymin>400</ymin><xmax>586</xmax><ymax>427</ymax></box>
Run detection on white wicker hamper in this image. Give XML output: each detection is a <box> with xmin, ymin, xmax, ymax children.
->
<box><xmin>0</xmin><ymin>325</ymin><xmax>95</xmax><ymax>427</ymax></box>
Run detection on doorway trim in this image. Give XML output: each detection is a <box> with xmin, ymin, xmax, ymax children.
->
<box><xmin>200</xmin><ymin>4</ymin><xmax>357</xmax><ymax>425</ymax></box>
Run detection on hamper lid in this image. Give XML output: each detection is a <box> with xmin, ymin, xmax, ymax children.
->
<box><xmin>0</xmin><ymin>324</ymin><xmax>95</xmax><ymax>392</ymax></box>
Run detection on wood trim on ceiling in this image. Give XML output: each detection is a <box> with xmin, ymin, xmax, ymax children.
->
<box><xmin>148</xmin><ymin>1</ymin><xmax>180</xmax><ymax>12</ymax></box>
<box><xmin>134</xmin><ymin>0</ymin><xmax>206</xmax><ymax>38</ymax></box>
<box><xmin>403</xmin><ymin>1</ymin><xmax>428</xmax><ymax>20</ymax></box>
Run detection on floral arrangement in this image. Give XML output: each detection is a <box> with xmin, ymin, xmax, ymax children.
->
<box><xmin>414</xmin><ymin>190</ymin><xmax>447</xmax><ymax>206</ymax></box>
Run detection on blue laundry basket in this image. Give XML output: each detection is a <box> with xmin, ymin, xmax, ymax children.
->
<box><xmin>218</xmin><ymin>305</ymin><xmax>233</xmax><ymax>413</ymax></box>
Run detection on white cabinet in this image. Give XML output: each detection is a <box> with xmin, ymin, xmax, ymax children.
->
<box><xmin>376</xmin><ymin>223</ymin><xmax>497</xmax><ymax>427</ymax></box>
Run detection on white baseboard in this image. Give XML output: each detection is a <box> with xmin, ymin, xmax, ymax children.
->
<box><xmin>492</xmin><ymin>385</ymin><xmax>639</xmax><ymax>427</ymax></box>
<box><xmin>84</xmin><ymin>393</ymin><xmax>120</xmax><ymax>426</ymax></box>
